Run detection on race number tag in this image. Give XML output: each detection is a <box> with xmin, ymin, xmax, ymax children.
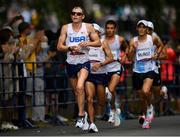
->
<box><xmin>136</xmin><ymin>48</ymin><xmax>151</xmax><ymax>61</ymax></box>
<box><xmin>89</xmin><ymin>48</ymin><xmax>101</xmax><ymax>60</ymax></box>
<box><xmin>112</xmin><ymin>51</ymin><xmax>118</xmax><ymax>60</ymax></box>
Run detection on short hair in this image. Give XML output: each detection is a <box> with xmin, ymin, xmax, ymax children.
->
<box><xmin>72</xmin><ymin>6</ymin><xmax>85</xmax><ymax>14</ymax></box>
<box><xmin>0</xmin><ymin>29</ymin><xmax>12</xmax><ymax>44</ymax></box>
<box><xmin>105</xmin><ymin>20</ymin><xmax>117</xmax><ymax>28</ymax></box>
<box><xmin>18</xmin><ymin>22</ymin><xmax>30</xmax><ymax>33</ymax></box>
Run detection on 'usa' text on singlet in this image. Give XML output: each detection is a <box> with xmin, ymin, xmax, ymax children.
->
<box><xmin>69</xmin><ymin>36</ymin><xmax>86</xmax><ymax>43</ymax></box>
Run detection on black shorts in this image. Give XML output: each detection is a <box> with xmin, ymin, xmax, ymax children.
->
<box><xmin>86</xmin><ymin>73</ymin><xmax>107</xmax><ymax>86</ymax></box>
<box><xmin>66</xmin><ymin>61</ymin><xmax>90</xmax><ymax>78</ymax></box>
<box><xmin>107</xmin><ymin>69</ymin><xmax>122</xmax><ymax>82</ymax></box>
<box><xmin>132</xmin><ymin>71</ymin><xmax>156</xmax><ymax>90</ymax></box>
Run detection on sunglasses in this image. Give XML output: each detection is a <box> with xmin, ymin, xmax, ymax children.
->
<box><xmin>71</xmin><ymin>12</ymin><xmax>83</xmax><ymax>16</ymax></box>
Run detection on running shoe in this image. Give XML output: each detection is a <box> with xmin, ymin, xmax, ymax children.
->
<box><xmin>141</xmin><ymin>119</ymin><xmax>150</xmax><ymax>129</ymax></box>
<box><xmin>89</xmin><ymin>123</ymin><xmax>98</xmax><ymax>133</ymax></box>
<box><xmin>138</xmin><ymin>115</ymin><xmax>145</xmax><ymax>125</ymax></box>
<box><xmin>146</xmin><ymin>104</ymin><xmax>154</xmax><ymax>123</ymax></box>
<box><xmin>1</xmin><ymin>122</ymin><xmax>19</xmax><ymax>130</ymax></box>
<box><xmin>75</xmin><ymin>117</ymin><xmax>84</xmax><ymax>128</ymax></box>
<box><xmin>161</xmin><ymin>85</ymin><xmax>168</xmax><ymax>99</ymax></box>
<box><xmin>114</xmin><ymin>108</ymin><xmax>121</xmax><ymax>126</ymax></box>
<box><xmin>105</xmin><ymin>87</ymin><xmax>112</xmax><ymax>102</ymax></box>
<box><xmin>108</xmin><ymin>110</ymin><xmax>115</xmax><ymax>123</ymax></box>
<box><xmin>82</xmin><ymin>112</ymin><xmax>89</xmax><ymax>131</ymax></box>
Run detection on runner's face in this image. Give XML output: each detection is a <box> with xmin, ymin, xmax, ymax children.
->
<box><xmin>137</xmin><ymin>24</ymin><xmax>147</xmax><ymax>36</ymax></box>
<box><xmin>71</xmin><ymin>8</ymin><xmax>84</xmax><ymax>23</ymax></box>
<box><xmin>105</xmin><ymin>24</ymin><xmax>116</xmax><ymax>37</ymax></box>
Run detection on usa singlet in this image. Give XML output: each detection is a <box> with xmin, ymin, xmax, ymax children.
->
<box><xmin>66</xmin><ymin>23</ymin><xmax>90</xmax><ymax>64</ymax></box>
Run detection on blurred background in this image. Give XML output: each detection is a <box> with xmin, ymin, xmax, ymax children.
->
<box><xmin>0</xmin><ymin>0</ymin><xmax>179</xmax><ymax>43</ymax></box>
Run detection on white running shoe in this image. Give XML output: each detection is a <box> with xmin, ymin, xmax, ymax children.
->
<box><xmin>1</xmin><ymin>122</ymin><xmax>19</xmax><ymax>130</ymax></box>
<box><xmin>108</xmin><ymin>110</ymin><xmax>115</xmax><ymax>123</ymax></box>
<box><xmin>105</xmin><ymin>87</ymin><xmax>112</xmax><ymax>102</ymax></box>
<box><xmin>161</xmin><ymin>85</ymin><xmax>168</xmax><ymax>99</ymax></box>
<box><xmin>75</xmin><ymin>117</ymin><xmax>83</xmax><ymax>128</ymax></box>
<box><xmin>89</xmin><ymin>123</ymin><xmax>98</xmax><ymax>133</ymax></box>
<box><xmin>82</xmin><ymin>112</ymin><xmax>89</xmax><ymax>131</ymax></box>
<box><xmin>114</xmin><ymin>108</ymin><xmax>121</xmax><ymax>126</ymax></box>
<box><xmin>146</xmin><ymin>104</ymin><xmax>154</xmax><ymax>123</ymax></box>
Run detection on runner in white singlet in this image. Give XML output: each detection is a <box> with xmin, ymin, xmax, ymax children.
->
<box><xmin>57</xmin><ymin>6</ymin><xmax>100</xmax><ymax>130</ymax></box>
<box><xmin>128</xmin><ymin>20</ymin><xmax>164</xmax><ymax>129</ymax></box>
<box><xmin>85</xmin><ymin>23</ymin><xmax>113</xmax><ymax>132</ymax></box>
<box><xmin>103</xmin><ymin>20</ymin><xmax>129</xmax><ymax>126</ymax></box>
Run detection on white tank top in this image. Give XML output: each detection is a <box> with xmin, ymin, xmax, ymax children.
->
<box><xmin>102</xmin><ymin>35</ymin><xmax>121</xmax><ymax>72</ymax></box>
<box><xmin>88</xmin><ymin>39</ymin><xmax>106</xmax><ymax>74</ymax></box>
<box><xmin>133</xmin><ymin>35</ymin><xmax>156</xmax><ymax>73</ymax></box>
<box><xmin>66</xmin><ymin>23</ymin><xmax>90</xmax><ymax>64</ymax></box>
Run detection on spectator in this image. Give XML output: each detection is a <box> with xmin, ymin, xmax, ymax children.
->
<box><xmin>16</xmin><ymin>21</ymin><xmax>43</xmax><ymax>127</ymax></box>
<box><xmin>32</xmin><ymin>35</ymin><xmax>49</xmax><ymax>124</ymax></box>
<box><xmin>8</xmin><ymin>15</ymin><xmax>24</xmax><ymax>38</ymax></box>
<box><xmin>0</xmin><ymin>28</ymin><xmax>19</xmax><ymax>130</ymax></box>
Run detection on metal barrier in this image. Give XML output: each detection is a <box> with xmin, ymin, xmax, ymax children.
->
<box><xmin>0</xmin><ymin>61</ymin><xmax>179</xmax><ymax>126</ymax></box>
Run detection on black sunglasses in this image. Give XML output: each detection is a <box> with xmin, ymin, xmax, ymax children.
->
<box><xmin>71</xmin><ymin>12</ymin><xmax>83</xmax><ymax>16</ymax></box>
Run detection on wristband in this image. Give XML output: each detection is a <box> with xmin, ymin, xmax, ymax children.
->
<box><xmin>155</xmin><ymin>52</ymin><xmax>160</xmax><ymax>59</ymax></box>
<box><xmin>68</xmin><ymin>47</ymin><xmax>72</xmax><ymax>51</ymax></box>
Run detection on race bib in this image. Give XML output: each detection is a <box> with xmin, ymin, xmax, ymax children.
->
<box><xmin>89</xmin><ymin>48</ymin><xmax>101</xmax><ymax>60</ymax></box>
<box><xmin>112</xmin><ymin>51</ymin><xmax>118</xmax><ymax>60</ymax></box>
<box><xmin>136</xmin><ymin>48</ymin><xmax>151</xmax><ymax>61</ymax></box>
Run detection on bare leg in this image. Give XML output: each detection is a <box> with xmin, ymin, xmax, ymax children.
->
<box><xmin>76</xmin><ymin>68</ymin><xmax>89</xmax><ymax>116</ymax></box>
<box><xmin>140</xmin><ymin>78</ymin><xmax>153</xmax><ymax>115</ymax></box>
<box><xmin>108</xmin><ymin>74</ymin><xmax>120</xmax><ymax>111</ymax></box>
<box><xmin>96</xmin><ymin>84</ymin><xmax>106</xmax><ymax>117</ymax></box>
<box><xmin>85</xmin><ymin>82</ymin><xmax>96</xmax><ymax>123</ymax></box>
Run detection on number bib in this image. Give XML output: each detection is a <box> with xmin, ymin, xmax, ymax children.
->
<box><xmin>89</xmin><ymin>48</ymin><xmax>103</xmax><ymax>61</ymax></box>
<box><xmin>136</xmin><ymin>48</ymin><xmax>151</xmax><ymax>61</ymax></box>
<box><xmin>112</xmin><ymin>50</ymin><xmax>118</xmax><ymax>60</ymax></box>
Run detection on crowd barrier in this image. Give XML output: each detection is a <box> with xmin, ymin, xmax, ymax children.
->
<box><xmin>0</xmin><ymin>61</ymin><xmax>179</xmax><ymax>126</ymax></box>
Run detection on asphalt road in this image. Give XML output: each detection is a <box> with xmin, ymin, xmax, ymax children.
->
<box><xmin>0</xmin><ymin>115</ymin><xmax>180</xmax><ymax>136</ymax></box>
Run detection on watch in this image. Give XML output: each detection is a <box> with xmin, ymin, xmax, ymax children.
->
<box><xmin>68</xmin><ymin>46</ymin><xmax>72</xmax><ymax>51</ymax></box>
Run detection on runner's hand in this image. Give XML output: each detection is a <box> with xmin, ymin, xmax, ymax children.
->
<box><xmin>78</xmin><ymin>41</ymin><xmax>89</xmax><ymax>47</ymax></box>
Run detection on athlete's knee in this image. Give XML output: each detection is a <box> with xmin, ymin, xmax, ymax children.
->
<box><xmin>139</xmin><ymin>90</ymin><xmax>147</xmax><ymax>99</ymax></box>
<box><xmin>76</xmin><ymin>85</ymin><xmax>84</xmax><ymax>95</ymax></box>
<box><xmin>74</xmin><ymin>91</ymin><xmax>78</xmax><ymax>96</ymax></box>
<box><xmin>87</xmin><ymin>96</ymin><xmax>93</xmax><ymax>104</ymax></box>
